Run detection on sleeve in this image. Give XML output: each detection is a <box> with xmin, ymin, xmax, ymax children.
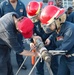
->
<box><xmin>22</xmin><ymin>3</ymin><xmax>27</xmax><ymax>17</ymax></box>
<box><xmin>55</xmin><ymin>28</ymin><xmax>74</xmax><ymax>51</ymax></box>
<box><xmin>0</xmin><ymin>8</ymin><xmax>1</xmax><ymax>17</ymax></box>
<box><xmin>34</xmin><ymin>25</ymin><xmax>42</xmax><ymax>36</ymax></box>
<box><xmin>67</xmin><ymin>12</ymin><xmax>74</xmax><ymax>23</ymax></box>
<box><xmin>41</xmin><ymin>33</ymin><xmax>50</xmax><ymax>42</ymax></box>
<box><xmin>48</xmin><ymin>32</ymin><xmax>56</xmax><ymax>41</ymax></box>
<box><xmin>0</xmin><ymin>1</ymin><xmax>5</xmax><ymax>17</ymax></box>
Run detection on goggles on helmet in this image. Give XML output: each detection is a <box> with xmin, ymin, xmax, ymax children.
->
<box><xmin>41</xmin><ymin>21</ymin><xmax>55</xmax><ymax>33</ymax></box>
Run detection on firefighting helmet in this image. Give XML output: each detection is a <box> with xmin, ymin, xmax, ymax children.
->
<box><xmin>40</xmin><ymin>5</ymin><xmax>66</xmax><ymax>33</ymax></box>
<box><xmin>48</xmin><ymin>1</ymin><xmax>54</xmax><ymax>5</ymax></box>
<box><xmin>40</xmin><ymin>5</ymin><xmax>65</xmax><ymax>25</ymax></box>
<box><xmin>26</xmin><ymin>1</ymin><xmax>43</xmax><ymax>16</ymax></box>
<box><xmin>17</xmin><ymin>17</ymin><xmax>34</xmax><ymax>38</ymax></box>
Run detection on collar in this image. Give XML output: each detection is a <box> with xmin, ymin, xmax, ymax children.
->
<box><xmin>6</xmin><ymin>0</ymin><xmax>22</xmax><ymax>5</ymax></box>
<box><xmin>58</xmin><ymin>22</ymin><xmax>66</xmax><ymax>34</ymax></box>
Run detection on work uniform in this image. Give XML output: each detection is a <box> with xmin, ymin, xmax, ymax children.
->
<box><xmin>0</xmin><ymin>12</ymin><xmax>24</xmax><ymax>75</ymax></box>
<box><xmin>0</xmin><ymin>0</ymin><xmax>26</xmax><ymax>17</ymax></box>
<box><xmin>49</xmin><ymin>21</ymin><xmax>74</xmax><ymax>75</ymax></box>
<box><xmin>31</xmin><ymin>20</ymin><xmax>54</xmax><ymax>75</ymax></box>
<box><xmin>66</xmin><ymin>12</ymin><xmax>74</xmax><ymax>23</ymax></box>
<box><xmin>0</xmin><ymin>0</ymin><xmax>27</xmax><ymax>67</ymax></box>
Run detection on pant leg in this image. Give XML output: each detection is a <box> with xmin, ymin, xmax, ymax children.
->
<box><xmin>7</xmin><ymin>53</ymin><xmax>14</xmax><ymax>75</ymax></box>
<box><xmin>16</xmin><ymin>33</ymin><xmax>24</xmax><ymax>66</ymax></box>
<box><xmin>36</xmin><ymin>59</ymin><xmax>44</xmax><ymax>75</ymax></box>
<box><xmin>51</xmin><ymin>55</ymin><xmax>59</xmax><ymax>75</ymax></box>
<box><xmin>16</xmin><ymin>53</ymin><xmax>24</xmax><ymax>66</ymax></box>
<box><xmin>0</xmin><ymin>62</ymin><xmax>7</xmax><ymax>75</ymax></box>
<box><xmin>67</xmin><ymin>58</ymin><xmax>74</xmax><ymax>75</ymax></box>
<box><xmin>0</xmin><ymin>45</ymin><xmax>14</xmax><ymax>75</ymax></box>
<box><xmin>57</xmin><ymin>56</ymin><xmax>70</xmax><ymax>75</ymax></box>
<box><xmin>46</xmin><ymin>45</ymin><xmax>58</xmax><ymax>75</ymax></box>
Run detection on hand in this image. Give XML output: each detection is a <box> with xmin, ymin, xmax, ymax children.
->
<box><xmin>45</xmin><ymin>39</ymin><xmax>51</xmax><ymax>45</ymax></box>
<box><xmin>32</xmin><ymin>36</ymin><xmax>42</xmax><ymax>45</ymax></box>
<box><xmin>30</xmin><ymin>43</ymin><xmax>36</xmax><ymax>49</ymax></box>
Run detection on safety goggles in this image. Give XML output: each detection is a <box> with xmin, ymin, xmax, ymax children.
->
<box><xmin>41</xmin><ymin>21</ymin><xmax>55</xmax><ymax>33</ymax></box>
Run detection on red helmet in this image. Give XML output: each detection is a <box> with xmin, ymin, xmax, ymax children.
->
<box><xmin>17</xmin><ymin>17</ymin><xmax>34</xmax><ymax>38</ymax></box>
<box><xmin>26</xmin><ymin>1</ymin><xmax>43</xmax><ymax>16</ymax></box>
<box><xmin>40</xmin><ymin>5</ymin><xmax>65</xmax><ymax>24</ymax></box>
<box><xmin>48</xmin><ymin>1</ymin><xmax>54</xmax><ymax>5</ymax></box>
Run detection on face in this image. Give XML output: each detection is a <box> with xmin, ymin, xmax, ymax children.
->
<box><xmin>30</xmin><ymin>15</ymin><xmax>39</xmax><ymax>22</ymax></box>
<box><xmin>68</xmin><ymin>9</ymin><xmax>73</xmax><ymax>14</ymax></box>
<box><xmin>41</xmin><ymin>22</ymin><xmax>56</xmax><ymax>33</ymax></box>
<box><xmin>9</xmin><ymin>0</ymin><xmax>17</xmax><ymax>3</ymax></box>
<box><xmin>48</xmin><ymin>22</ymin><xmax>56</xmax><ymax>31</ymax></box>
<box><xmin>13</xmin><ymin>16</ymin><xmax>24</xmax><ymax>31</ymax></box>
<box><xmin>28</xmin><ymin>9</ymin><xmax>41</xmax><ymax>23</ymax></box>
<box><xmin>56</xmin><ymin>0</ymin><xmax>62</xmax><ymax>6</ymax></box>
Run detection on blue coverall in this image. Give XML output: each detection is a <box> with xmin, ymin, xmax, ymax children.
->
<box><xmin>0</xmin><ymin>0</ymin><xmax>27</xmax><ymax>67</ymax></box>
<box><xmin>66</xmin><ymin>12</ymin><xmax>74</xmax><ymax>23</ymax></box>
<box><xmin>49</xmin><ymin>21</ymin><xmax>74</xmax><ymax>75</ymax></box>
<box><xmin>31</xmin><ymin>20</ymin><xmax>57</xmax><ymax>75</ymax></box>
<box><xmin>31</xmin><ymin>20</ymin><xmax>49</xmax><ymax>75</ymax></box>
<box><xmin>0</xmin><ymin>12</ymin><xmax>24</xmax><ymax>75</ymax></box>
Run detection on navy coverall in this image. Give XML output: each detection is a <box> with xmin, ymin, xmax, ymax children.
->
<box><xmin>31</xmin><ymin>20</ymin><xmax>56</xmax><ymax>75</ymax></box>
<box><xmin>0</xmin><ymin>12</ymin><xmax>24</xmax><ymax>75</ymax></box>
<box><xmin>0</xmin><ymin>0</ymin><xmax>27</xmax><ymax>67</ymax></box>
<box><xmin>31</xmin><ymin>20</ymin><xmax>49</xmax><ymax>75</ymax></box>
<box><xmin>66</xmin><ymin>12</ymin><xmax>74</xmax><ymax>23</ymax></box>
<box><xmin>49</xmin><ymin>21</ymin><xmax>74</xmax><ymax>75</ymax></box>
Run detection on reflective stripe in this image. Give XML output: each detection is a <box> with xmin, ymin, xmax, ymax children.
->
<box><xmin>47</xmin><ymin>9</ymin><xmax>60</xmax><ymax>25</ymax></box>
<box><xmin>36</xmin><ymin>2</ymin><xmax>41</xmax><ymax>15</ymax></box>
<box><xmin>66</xmin><ymin>53</ymin><xmax>74</xmax><ymax>57</ymax></box>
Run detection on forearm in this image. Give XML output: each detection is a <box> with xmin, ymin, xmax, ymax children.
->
<box><xmin>20</xmin><ymin>50</ymin><xmax>35</xmax><ymax>56</ymax></box>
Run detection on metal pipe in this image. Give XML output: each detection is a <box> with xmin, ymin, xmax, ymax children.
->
<box><xmin>48</xmin><ymin>50</ymin><xmax>67</xmax><ymax>55</ymax></box>
<box><xmin>15</xmin><ymin>56</ymin><xmax>28</xmax><ymax>75</ymax></box>
<box><xmin>28</xmin><ymin>57</ymin><xmax>41</xmax><ymax>75</ymax></box>
<box><xmin>15</xmin><ymin>49</ymin><xmax>32</xmax><ymax>75</ymax></box>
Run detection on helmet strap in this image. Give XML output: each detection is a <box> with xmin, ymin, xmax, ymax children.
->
<box><xmin>54</xmin><ymin>20</ymin><xmax>61</xmax><ymax>33</ymax></box>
